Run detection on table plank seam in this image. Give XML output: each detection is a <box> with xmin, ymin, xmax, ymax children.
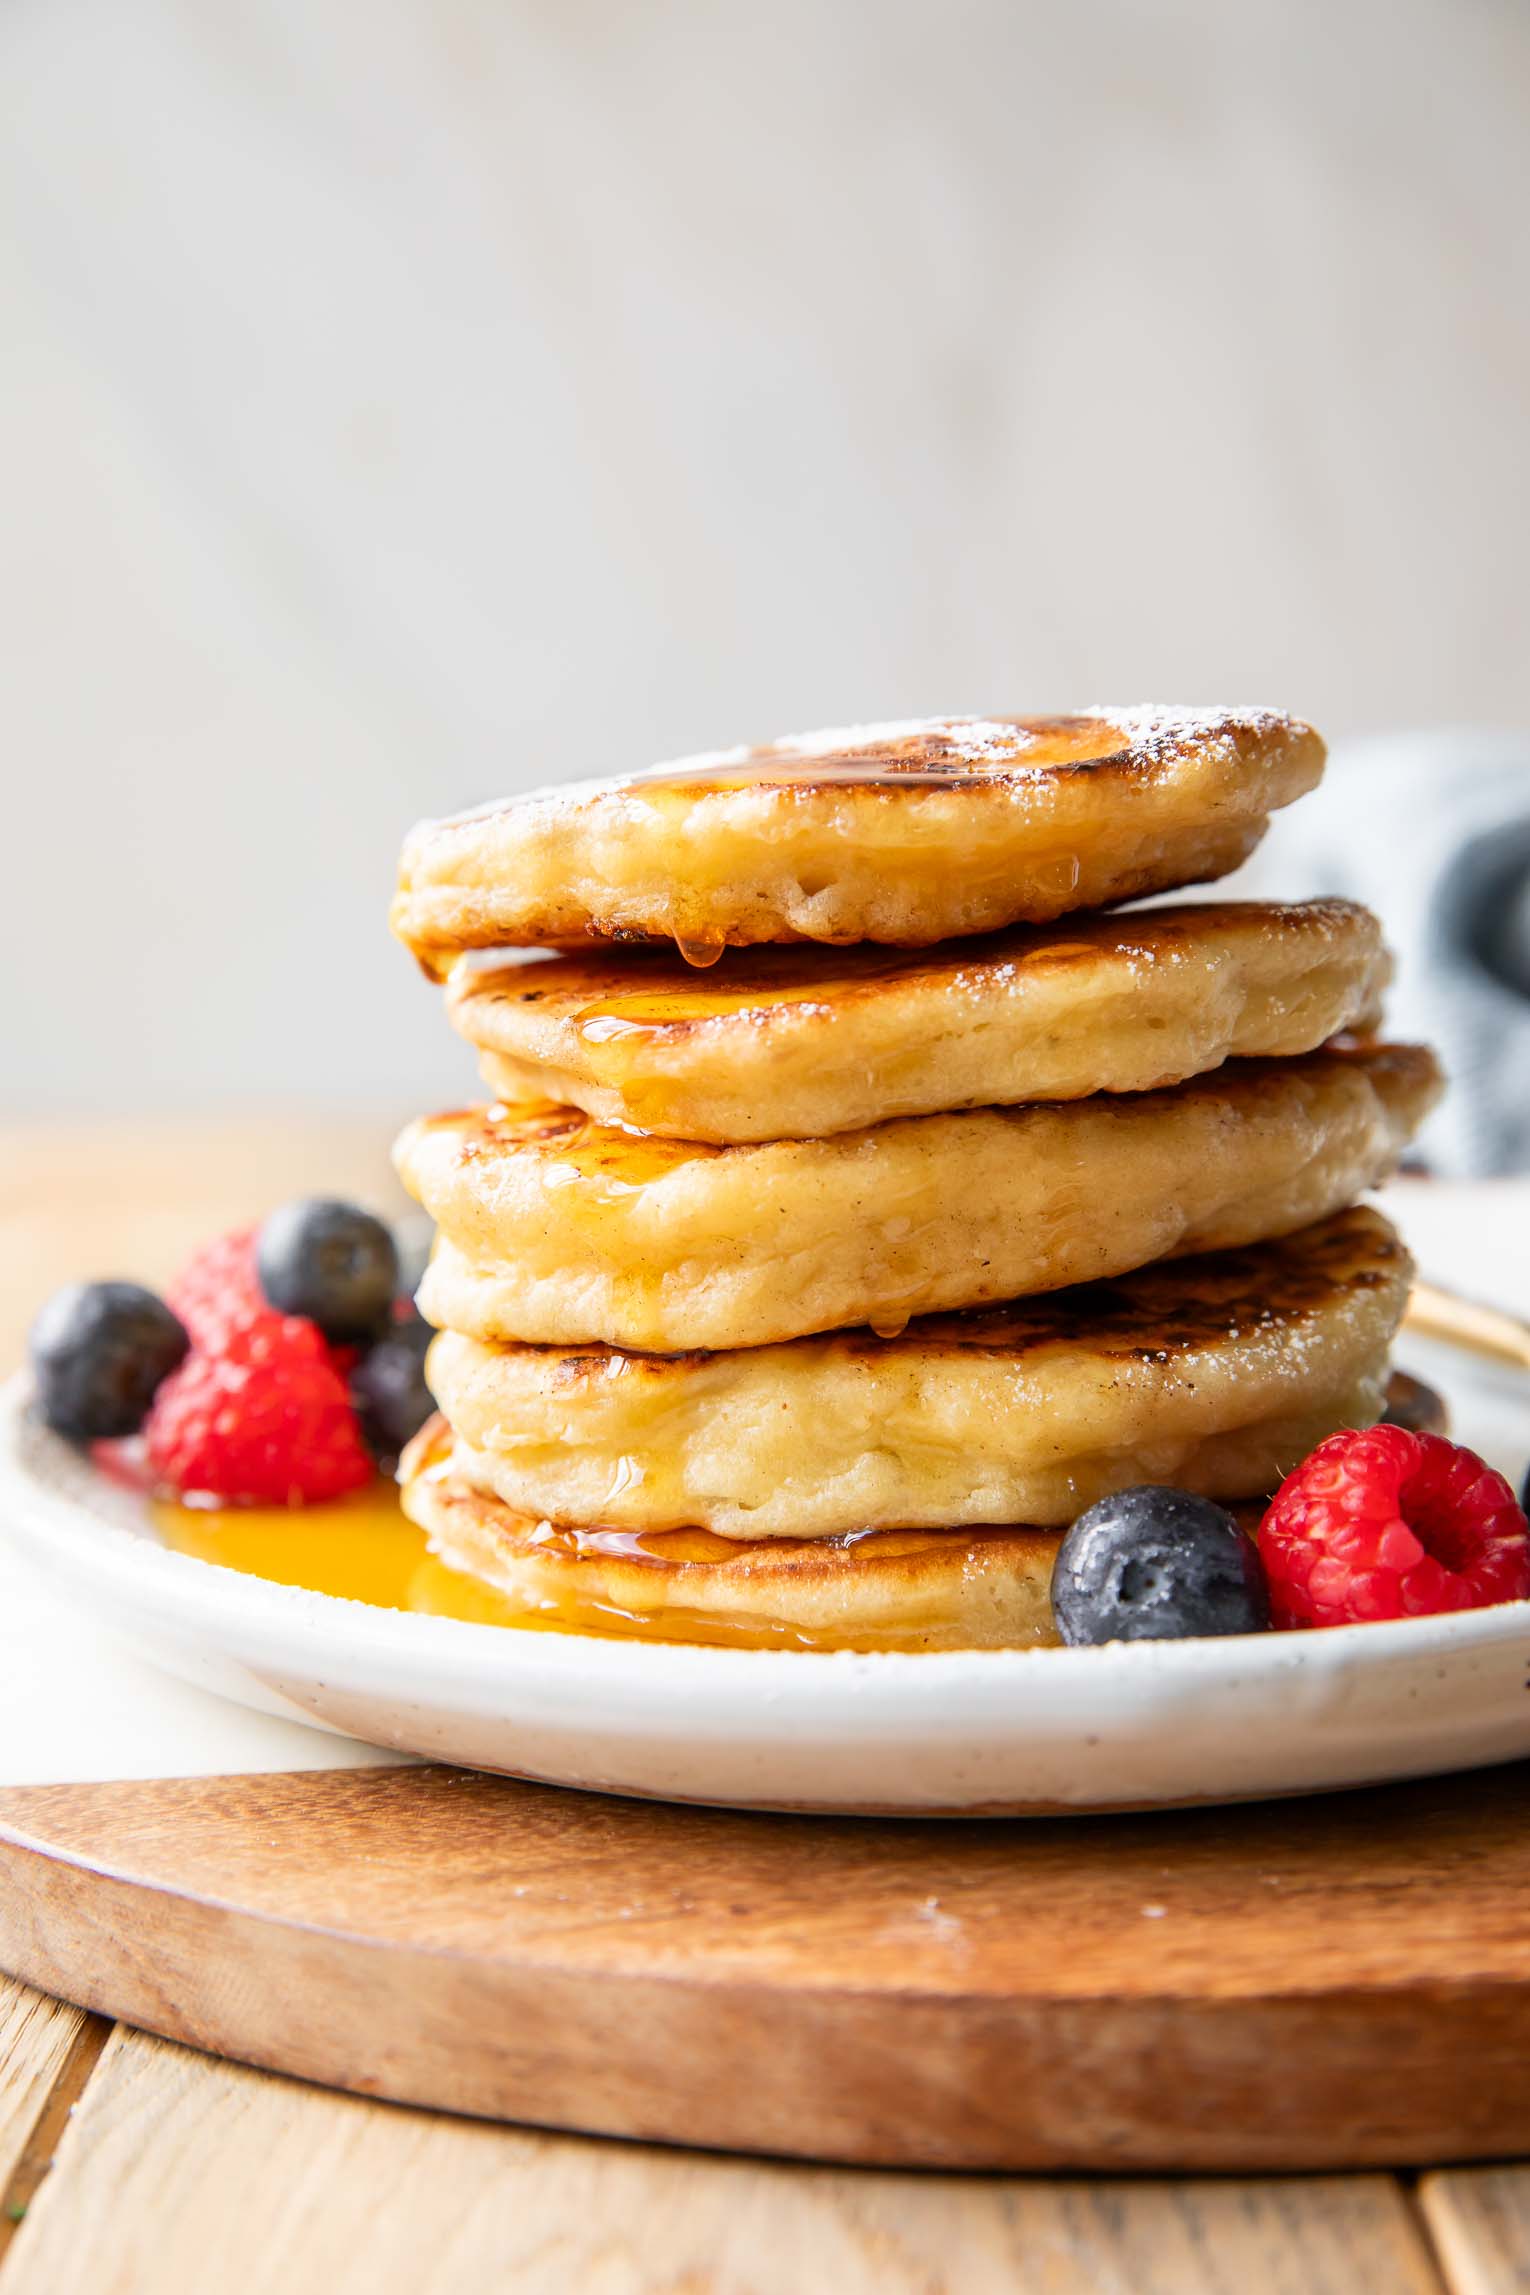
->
<box><xmin>1397</xmin><ymin>2173</ymin><xmax>1461</xmax><ymax>2294</ymax></box>
<box><xmin>0</xmin><ymin>2009</ymin><xmax>114</xmax><ymax>2278</ymax></box>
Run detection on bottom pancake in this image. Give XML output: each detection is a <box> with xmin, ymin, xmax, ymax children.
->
<box><xmin>398</xmin><ymin>1421</ymin><xmax>1296</xmax><ymax>1654</ymax></box>
<box><xmin>400</xmin><ymin>1420</ymin><xmax>1061</xmax><ymax>1650</ymax></box>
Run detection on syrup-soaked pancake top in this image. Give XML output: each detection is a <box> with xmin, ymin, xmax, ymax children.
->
<box><xmin>392</xmin><ymin>705</ymin><xmax>1325</xmax><ymax>962</ymax></box>
<box><xmin>450</xmin><ymin>897</ymin><xmax>1389</xmax><ymax>1142</ymax></box>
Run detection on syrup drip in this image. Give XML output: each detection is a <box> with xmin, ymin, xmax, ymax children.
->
<box><xmin>675</xmin><ymin>932</ymin><xmax>727</xmax><ymax>970</ymax></box>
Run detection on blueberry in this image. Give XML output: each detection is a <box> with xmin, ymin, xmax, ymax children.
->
<box><xmin>1051</xmin><ymin>1485</ymin><xmax>1270</xmax><ymax>1645</ymax></box>
<box><xmin>351</xmin><ymin>1318</ymin><xmax>435</xmax><ymax>1465</ymax></box>
<box><xmin>256</xmin><ymin>1199</ymin><xmax>399</xmax><ymax>1343</ymax></box>
<box><xmin>29</xmin><ymin>1281</ymin><xmax>189</xmax><ymax>1441</ymax></box>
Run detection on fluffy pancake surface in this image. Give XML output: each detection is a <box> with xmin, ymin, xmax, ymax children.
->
<box><xmin>396</xmin><ymin>1044</ymin><xmax>1440</xmax><ymax>1351</ymax></box>
<box><xmin>392</xmin><ymin>707</ymin><xmax>1324</xmax><ymax>965</ymax></box>
<box><xmin>429</xmin><ymin>1208</ymin><xmax>1411</xmax><ymax>1539</ymax></box>
<box><xmin>452</xmin><ymin>898</ymin><xmax>1388</xmax><ymax>1143</ymax></box>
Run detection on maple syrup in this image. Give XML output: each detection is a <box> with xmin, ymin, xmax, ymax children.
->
<box><xmin>425</xmin><ymin>1099</ymin><xmax>722</xmax><ymax>1193</ymax></box>
<box><xmin>149</xmin><ymin>1481</ymin><xmax>521</xmax><ymax>1625</ymax></box>
<box><xmin>572</xmin><ymin>978</ymin><xmax>833</xmax><ymax>1043</ymax></box>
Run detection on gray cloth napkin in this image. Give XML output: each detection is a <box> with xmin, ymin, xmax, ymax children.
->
<box><xmin>1222</xmin><ymin>730</ymin><xmax>1530</xmax><ymax>1179</ymax></box>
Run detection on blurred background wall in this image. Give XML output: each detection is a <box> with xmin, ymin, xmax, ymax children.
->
<box><xmin>2</xmin><ymin>0</ymin><xmax>1528</xmax><ymax>1116</ymax></box>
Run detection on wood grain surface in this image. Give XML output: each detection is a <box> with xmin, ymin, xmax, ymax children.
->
<box><xmin>1421</xmin><ymin>2171</ymin><xmax>1530</xmax><ymax>2295</ymax></box>
<box><xmin>4</xmin><ymin>1761</ymin><xmax>1530</xmax><ymax>2174</ymax></box>
<box><xmin>0</xmin><ymin>2026</ymin><xmax>1447</xmax><ymax>2295</ymax></box>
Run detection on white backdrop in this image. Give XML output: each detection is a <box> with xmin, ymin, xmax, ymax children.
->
<box><xmin>2</xmin><ymin>0</ymin><xmax>1528</xmax><ymax>1112</ymax></box>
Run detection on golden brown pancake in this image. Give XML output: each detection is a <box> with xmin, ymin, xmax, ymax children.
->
<box><xmin>426</xmin><ymin>1209</ymin><xmax>1410</xmax><ymax>1539</ymax></box>
<box><xmin>391</xmin><ymin>708</ymin><xmax>1324</xmax><ymax>967</ymax></box>
<box><xmin>400</xmin><ymin>1419</ymin><xmax>1061</xmax><ymax>1650</ymax></box>
<box><xmin>400</xmin><ymin>1422</ymin><xmax>1279</xmax><ymax>1653</ymax></box>
<box><xmin>451</xmin><ymin>899</ymin><xmax>1389</xmax><ymax>1143</ymax></box>
<box><xmin>395</xmin><ymin>1044</ymin><xmax>1441</xmax><ymax>1352</ymax></box>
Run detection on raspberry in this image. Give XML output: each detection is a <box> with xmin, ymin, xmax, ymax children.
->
<box><xmin>166</xmin><ymin>1228</ymin><xmax>267</xmax><ymax>1351</ymax></box>
<box><xmin>1260</xmin><ymin>1425</ymin><xmax>1530</xmax><ymax>1629</ymax></box>
<box><xmin>144</xmin><ymin>1312</ymin><xmax>373</xmax><ymax>1506</ymax></box>
<box><xmin>167</xmin><ymin>1226</ymin><xmax>357</xmax><ymax>1373</ymax></box>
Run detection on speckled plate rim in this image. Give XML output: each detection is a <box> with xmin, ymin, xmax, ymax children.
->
<box><xmin>2</xmin><ymin>1372</ymin><xmax>1529</xmax><ymax>1813</ymax></box>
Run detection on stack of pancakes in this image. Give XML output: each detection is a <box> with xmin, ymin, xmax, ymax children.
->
<box><xmin>390</xmin><ymin>709</ymin><xmax>1443</xmax><ymax>1651</ymax></box>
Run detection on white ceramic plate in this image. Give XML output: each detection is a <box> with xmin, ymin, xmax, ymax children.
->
<box><xmin>2</xmin><ymin>1352</ymin><xmax>1530</xmax><ymax>1816</ymax></box>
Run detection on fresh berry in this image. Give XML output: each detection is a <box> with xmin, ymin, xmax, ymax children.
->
<box><xmin>1051</xmin><ymin>1486</ymin><xmax>1269</xmax><ymax>1645</ymax></box>
<box><xmin>1260</xmin><ymin>1426</ymin><xmax>1530</xmax><ymax>1629</ymax></box>
<box><xmin>29</xmin><ymin>1282</ymin><xmax>190</xmax><ymax>1440</ymax></box>
<box><xmin>167</xmin><ymin>1226</ymin><xmax>267</xmax><ymax>1351</ymax></box>
<box><xmin>143</xmin><ymin>1312</ymin><xmax>373</xmax><ymax>1505</ymax></box>
<box><xmin>256</xmin><ymin>1200</ymin><xmax>399</xmax><ymax>1344</ymax></box>
<box><xmin>351</xmin><ymin>1317</ymin><xmax>434</xmax><ymax>1466</ymax></box>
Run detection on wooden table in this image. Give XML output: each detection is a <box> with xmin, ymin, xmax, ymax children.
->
<box><xmin>2</xmin><ymin>1120</ymin><xmax>1529</xmax><ymax>2294</ymax></box>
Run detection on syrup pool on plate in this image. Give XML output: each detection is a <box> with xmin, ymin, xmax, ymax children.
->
<box><xmin>150</xmin><ymin>1483</ymin><xmax>523</xmax><ymax>1628</ymax></box>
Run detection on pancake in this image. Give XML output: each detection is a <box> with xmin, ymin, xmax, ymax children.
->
<box><xmin>392</xmin><ymin>708</ymin><xmax>1324</xmax><ymax>968</ymax></box>
<box><xmin>400</xmin><ymin>1419</ymin><xmax>1060</xmax><ymax>1650</ymax></box>
<box><xmin>1381</xmin><ymin>1368</ymin><xmax>1450</xmax><ymax>1436</ymax></box>
<box><xmin>400</xmin><ymin>1422</ymin><xmax>1279</xmax><ymax>1652</ymax></box>
<box><xmin>425</xmin><ymin>1210</ymin><xmax>1410</xmax><ymax>1539</ymax></box>
<box><xmin>396</xmin><ymin>1044</ymin><xmax>1441</xmax><ymax>1352</ymax></box>
<box><xmin>451</xmin><ymin>899</ymin><xmax>1389</xmax><ymax>1143</ymax></box>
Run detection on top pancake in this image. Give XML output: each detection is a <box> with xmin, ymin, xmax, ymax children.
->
<box><xmin>392</xmin><ymin>707</ymin><xmax>1324</xmax><ymax>966</ymax></box>
<box><xmin>451</xmin><ymin>898</ymin><xmax>1388</xmax><ymax>1143</ymax></box>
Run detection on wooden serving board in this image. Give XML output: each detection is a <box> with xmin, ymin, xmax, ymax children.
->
<box><xmin>3</xmin><ymin>1759</ymin><xmax>1530</xmax><ymax>2174</ymax></box>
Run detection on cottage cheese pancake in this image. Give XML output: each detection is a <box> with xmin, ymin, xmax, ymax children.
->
<box><xmin>395</xmin><ymin>1044</ymin><xmax>1441</xmax><ymax>1352</ymax></box>
<box><xmin>429</xmin><ymin>1210</ymin><xmax>1409</xmax><ymax>1539</ymax></box>
<box><xmin>392</xmin><ymin>707</ymin><xmax>1324</xmax><ymax>967</ymax></box>
<box><xmin>400</xmin><ymin>1423</ymin><xmax>1279</xmax><ymax>1652</ymax></box>
<box><xmin>453</xmin><ymin>899</ymin><xmax>1388</xmax><ymax>1143</ymax></box>
<box><xmin>399</xmin><ymin>1419</ymin><xmax>1063</xmax><ymax>1650</ymax></box>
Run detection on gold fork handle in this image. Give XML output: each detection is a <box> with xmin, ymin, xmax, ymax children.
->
<box><xmin>1405</xmin><ymin>1280</ymin><xmax>1530</xmax><ymax>1373</ymax></box>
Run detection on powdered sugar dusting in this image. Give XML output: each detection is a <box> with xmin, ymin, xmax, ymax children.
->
<box><xmin>1078</xmin><ymin>704</ymin><xmax>1293</xmax><ymax>759</ymax></box>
